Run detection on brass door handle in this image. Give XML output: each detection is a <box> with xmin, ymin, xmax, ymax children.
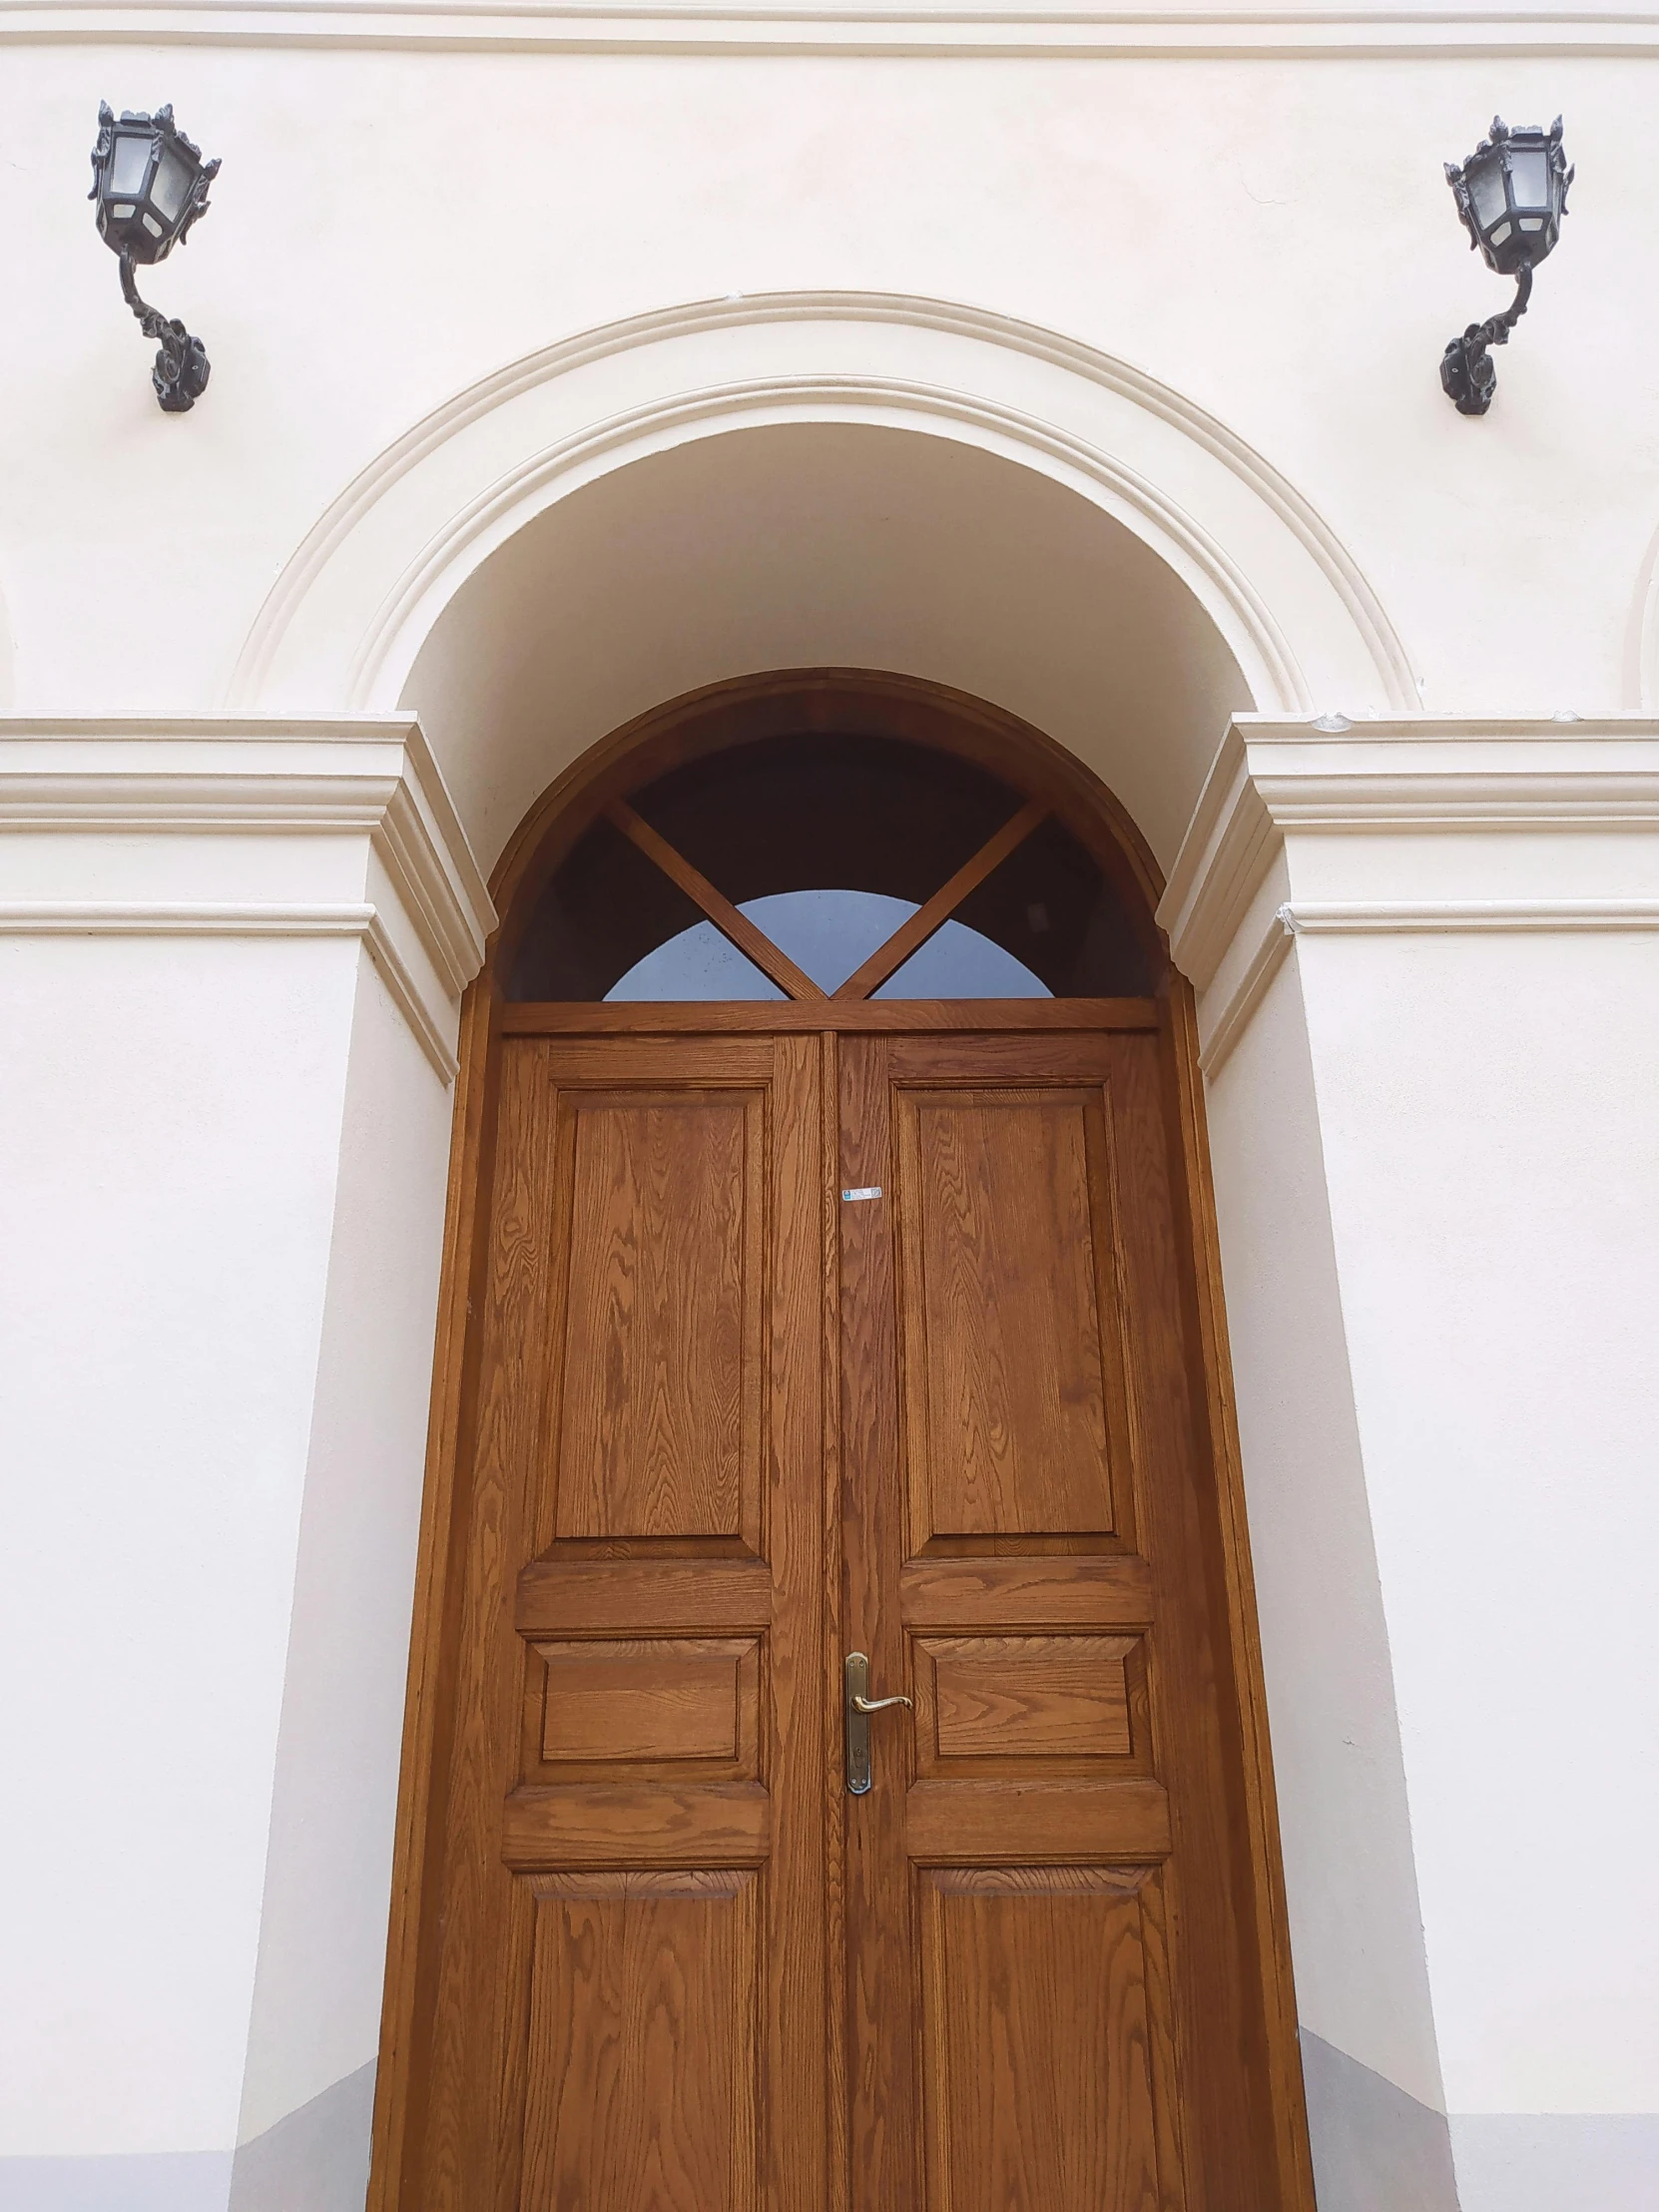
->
<box><xmin>844</xmin><ymin>1651</ymin><xmax>911</xmax><ymax>1795</ymax></box>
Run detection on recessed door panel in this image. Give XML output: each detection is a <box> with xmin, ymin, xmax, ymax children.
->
<box><xmin>530</xmin><ymin>1636</ymin><xmax>760</xmax><ymax>1774</ymax></box>
<box><xmin>913</xmin><ymin>1633</ymin><xmax>1145</xmax><ymax>1771</ymax></box>
<box><xmin>522</xmin><ymin>1871</ymin><xmax>761</xmax><ymax>2212</ymax></box>
<box><xmin>552</xmin><ymin>1089</ymin><xmax>764</xmax><ymax>1545</ymax></box>
<box><xmin>894</xmin><ymin>1085</ymin><xmax>1127</xmax><ymax>1551</ymax></box>
<box><xmin>918</xmin><ymin>1867</ymin><xmax>1183</xmax><ymax>2212</ymax></box>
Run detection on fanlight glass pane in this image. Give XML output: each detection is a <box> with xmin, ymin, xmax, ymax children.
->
<box><xmin>1469</xmin><ymin>158</ymin><xmax>1508</xmax><ymax>231</ymax></box>
<box><xmin>507</xmin><ymin>730</ymin><xmax>1156</xmax><ymax>1002</ymax></box>
<box><xmin>608</xmin><ymin>923</ymin><xmax>785</xmax><ymax>1001</ymax></box>
<box><xmin>151</xmin><ymin>145</ymin><xmax>195</xmax><ymax>224</ymax></box>
<box><xmin>605</xmin><ymin>890</ymin><xmax>1050</xmax><ymax>1002</ymax></box>
<box><xmin>1507</xmin><ymin>148</ymin><xmax>1551</xmax><ymax>212</ymax></box>
<box><xmin>109</xmin><ymin>133</ymin><xmax>153</xmax><ymax>196</ymax></box>
<box><xmin>876</xmin><ymin>919</ymin><xmax>1048</xmax><ymax>998</ymax></box>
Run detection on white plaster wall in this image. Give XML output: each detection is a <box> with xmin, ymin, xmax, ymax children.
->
<box><xmin>1302</xmin><ymin>919</ymin><xmax>1659</xmax><ymax>2117</ymax></box>
<box><xmin>235</xmin><ymin>953</ymin><xmax>453</xmax><ymax>2150</ymax></box>
<box><xmin>1</xmin><ymin>48</ymin><xmax>1657</xmax><ymax>738</ymax></box>
<box><xmin>1203</xmin><ymin>945</ymin><xmax>1444</xmax><ymax>2116</ymax></box>
<box><xmin>5</xmin><ymin>9</ymin><xmax>1659</xmax><ymax>2197</ymax></box>
<box><xmin>0</xmin><ymin>930</ymin><xmax>359</xmax><ymax>2157</ymax></box>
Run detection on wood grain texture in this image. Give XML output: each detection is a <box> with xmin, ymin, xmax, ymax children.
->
<box><xmin>516</xmin><ymin>1558</ymin><xmax>773</xmax><ymax>1635</ymax></box>
<box><xmin>918</xmin><ymin>1634</ymin><xmax>1137</xmax><ymax>1762</ymax></box>
<box><xmin>820</xmin><ymin>1030</ymin><xmax>850</xmax><ymax>2212</ymax></box>
<box><xmin>1098</xmin><ymin>1026</ymin><xmax>1283</xmax><ymax>2197</ymax></box>
<box><xmin>904</xmin><ymin>1777</ymin><xmax>1172</xmax><ymax>1861</ymax></box>
<box><xmin>534</xmin><ymin>1638</ymin><xmax>755</xmax><ymax>1765</ymax></box>
<box><xmin>895</xmin><ymin>1088</ymin><xmax>1117</xmax><ymax>1547</ymax></box>
<box><xmin>365</xmin><ymin>971</ymin><xmax>499</xmax><ymax>2212</ymax></box>
<box><xmin>608</xmin><ymin>797</ymin><xmax>827</xmax><ymax>1001</ymax></box>
<box><xmin>919</xmin><ymin>1867</ymin><xmax>1184</xmax><ymax>2212</ymax></box>
<box><xmin>521</xmin><ymin>1870</ymin><xmax>759</xmax><ymax>2212</ymax></box>
<box><xmin>389</xmin><ymin>1031</ymin><xmax>825</xmax><ymax>2212</ymax></box>
<box><xmin>553</xmin><ymin>1090</ymin><xmax>762</xmax><ymax>1544</ymax></box>
<box><xmin>501</xmin><ymin>1781</ymin><xmax>771</xmax><ymax>1867</ymax></box>
<box><xmin>503</xmin><ymin>996</ymin><xmax>1160</xmax><ymax>1035</ymax></box>
<box><xmin>831</xmin><ymin>799</ymin><xmax>1048</xmax><ymax>1001</ymax></box>
<box><xmin>838</xmin><ymin>1032</ymin><xmax>924</xmax><ymax>2212</ymax></box>
<box><xmin>1162</xmin><ymin>982</ymin><xmax>1318</xmax><ymax>2212</ymax></box>
<box><xmin>900</xmin><ymin>1555</ymin><xmax>1153</xmax><ymax>1630</ymax></box>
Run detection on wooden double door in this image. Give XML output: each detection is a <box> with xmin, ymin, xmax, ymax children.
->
<box><xmin>405</xmin><ymin>1005</ymin><xmax>1288</xmax><ymax>2211</ymax></box>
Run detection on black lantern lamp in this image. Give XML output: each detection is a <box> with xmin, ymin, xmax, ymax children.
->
<box><xmin>89</xmin><ymin>104</ymin><xmax>221</xmax><ymax>412</ymax></box>
<box><xmin>1441</xmin><ymin>117</ymin><xmax>1572</xmax><ymax>415</ymax></box>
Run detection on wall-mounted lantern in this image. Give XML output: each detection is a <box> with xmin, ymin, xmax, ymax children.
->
<box><xmin>1441</xmin><ymin>116</ymin><xmax>1572</xmax><ymax>415</ymax></box>
<box><xmin>89</xmin><ymin>103</ymin><xmax>221</xmax><ymax>412</ymax></box>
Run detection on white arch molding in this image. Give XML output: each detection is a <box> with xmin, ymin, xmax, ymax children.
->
<box><xmin>229</xmin><ymin>290</ymin><xmax>1417</xmax><ymax>728</ymax></box>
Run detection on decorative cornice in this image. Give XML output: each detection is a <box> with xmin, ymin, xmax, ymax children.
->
<box><xmin>0</xmin><ymin>717</ymin><xmax>494</xmax><ymax>1081</ymax></box>
<box><xmin>1161</xmin><ymin>715</ymin><xmax>1659</xmax><ymax>990</ymax></box>
<box><xmin>4</xmin><ymin>0</ymin><xmax>1657</xmax><ymax>57</ymax></box>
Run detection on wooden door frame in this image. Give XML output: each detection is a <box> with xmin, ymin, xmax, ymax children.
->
<box><xmin>365</xmin><ymin>668</ymin><xmax>1317</xmax><ymax>2212</ymax></box>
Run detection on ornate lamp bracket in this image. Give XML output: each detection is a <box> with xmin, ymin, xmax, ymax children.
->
<box><xmin>1440</xmin><ymin>262</ymin><xmax>1533</xmax><ymax>417</ymax></box>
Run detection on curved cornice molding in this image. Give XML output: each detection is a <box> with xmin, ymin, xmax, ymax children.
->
<box><xmin>6</xmin><ymin>1</ymin><xmax>1657</xmax><ymax>56</ymax></box>
<box><xmin>229</xmin><ymin>289</ymin><xmax>1415</xmax><ymax>721</ymax></box>
<box><xmin>344</xmin><ymin>373</ymin><xmax>1312</xmax><ymax>713</ymax></box>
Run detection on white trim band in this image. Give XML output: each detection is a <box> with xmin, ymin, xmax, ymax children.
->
<box><xmin>5</xmin><ymin>1</ymin><xmax>1658</xmax><ymax>57</ymax></box>
<box><xmin>0</xmin><ymin>900</ymin><xmax>459</xmax><ymax>1080</ymax></box>
<box><xmin>1198</xmin><ymin>896</ymin><xmax>1659</xmax><ymax>1076</ymax></box>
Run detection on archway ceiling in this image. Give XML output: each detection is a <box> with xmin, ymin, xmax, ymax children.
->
<box><xmin>402</xmin><ymin>421</ymin><xmax>1251</xmax><ymax>875</ymax></box>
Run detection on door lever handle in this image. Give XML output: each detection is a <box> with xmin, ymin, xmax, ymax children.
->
<box><xmin>844</xmin><ymin>1651</ymin><xmax>911</xmax><ymax>1794</ymax></box>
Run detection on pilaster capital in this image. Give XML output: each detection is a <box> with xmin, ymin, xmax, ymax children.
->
<box><xmin>1159</xmin><ymin>714</ymin><xmax>1659</xmax><ymax>993</ymax></box>
<box><xmin>0</xmin><ymin>715</ymin><xmax>495</xmax><ymax>1081</ymax></box>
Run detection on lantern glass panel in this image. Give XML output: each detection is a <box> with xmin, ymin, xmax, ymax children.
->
<box><xmin>1469</xmin><ymin>160</ymin><xmax>1507</xmax><ymax>232</ymax></box>
<box><xmin>1508</xmin><ymin>148</ymin><xmax>1551</xmax><ymax>212</ymax></box>
<box><xmin>109</xmin><ymin>134</ymin><xmax>153</xmax><ymax>197</ymax></box>
<box><xmin>151</xmin><ymin>144</ymin><xmax>195</xmax><ymax>225</ymax></box>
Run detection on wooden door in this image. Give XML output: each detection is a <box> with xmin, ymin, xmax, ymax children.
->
<box><xmin>837</xmin><ymin>1024</ymin><xmax>1278</xmax><ymax>2212</ymax></box>
<box><xmin>408</xmin><ymin>1031</ymin><xmax>830</xmax><ymax>2211</ymax></box>
<box><xmin>395</xmin><ymin>1008</ymin><xmax>1294</xmax><ymax>2211</ymax></box>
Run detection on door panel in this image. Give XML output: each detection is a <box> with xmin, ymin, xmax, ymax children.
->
<box><xmin>917</xmin><ymin>1866</ymin><xmax>1183</xmax><ymax>2212</ymax></box>
<box><xmin>412</xmin><ymin>1033</ymin><xmax>826</xmax><ymax>2212</ymax></box>
<box><xmin>551</xmin><ymin>1088</ymin><xmax>764</xmax><ymax>1546</ymax></box>
<box><xmin>521</xmin><ymin>1871</ymin><xmax>760</xmax><ymax>2212</ymax></box>
<box><xmin>894</xmin><ymin>1087</ymin><xmax>1123</xmax><ymax>1544</ymax></box>
<box><xmin>841</xmin><ymin>1028</ymin><xmax>1274</xmax><ymax>2212</ymax></box>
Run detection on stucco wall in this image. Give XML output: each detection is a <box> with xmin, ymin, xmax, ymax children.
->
<box><xmin>3</xmin><ymin>14</ymin><xmax>1659</xmax><ymax>2208</ymax></box>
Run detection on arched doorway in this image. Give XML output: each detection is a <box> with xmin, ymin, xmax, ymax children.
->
<box><xmin>370</xmin><ymin>670</ymin><xmax>1314</xmax><ymax>2212</ymax></box>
